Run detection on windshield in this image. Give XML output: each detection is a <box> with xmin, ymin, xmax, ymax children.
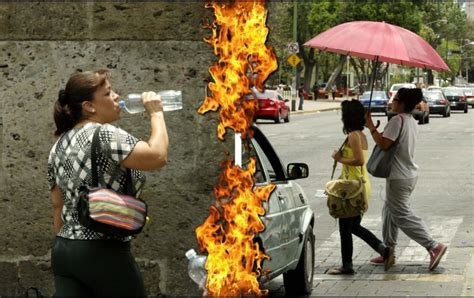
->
<box><xmin>424</xmin><ymin>92</ymin><xmax>443</xmax><ymax>100</ymax></box>
<box><xmin>443</xmin><ymin>89</ymin><xmax>464</xmax><ymax>96</ymax></box>
<box><xmin>361</xmin><ymin>91</ymin><xmax>386</xmax><ymax>100</ymax></box>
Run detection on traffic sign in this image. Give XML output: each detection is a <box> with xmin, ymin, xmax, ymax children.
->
<box><xmin>287</xmin><ymin>54</ymin><xmax>301</xmax><ymax>67</ymax></box>
<box><xmin>288</xmin><ymin>42</ymin><xmax>299</xmax><ymax>54</ymax></box>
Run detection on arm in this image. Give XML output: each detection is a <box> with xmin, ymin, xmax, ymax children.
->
<box><xmin>332</xmin><ymin>133</ymin><xmax>364</xmax><ymax>166</ymax></box>
<box><xmin>365</xmin><ymin>112</ymin><xmax>395</xmax><ymax>150</ymax></box>
<box><xmin>50</xmin><ymin>185</ymin><xmax>64</xmax><ymax>234</ymax></box>
<box><xmin>122</xmin><ymin>92</ymin><xmax>169</xmax><ymax>171</ymax></box>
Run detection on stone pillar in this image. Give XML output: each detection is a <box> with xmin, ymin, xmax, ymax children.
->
<box><xmin>0</xmin><ymin>3</ymin><xmax>229</xmax><ymax>296</ymax></box>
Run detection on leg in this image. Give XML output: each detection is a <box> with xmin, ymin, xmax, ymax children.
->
<box><xmin>54</xmin><ymin>275</ymin><xmax>93</xmax><ymax>297</ymax></box>
<box><xmin>52</xmin><ymin>237</ymin><xmax>94</xmax><ymax>297</ymax></box>
<box><xmin>385</xmin><ymin>178</ymin><xmax>437</xmax><ymax>250</ymax></box>
<box><xmin>338</xmin><ymin>217</ymin><xmax>355</xmax><ymax>270</ymax></box>
<box><xmin>351</xmin><ymin>216</ymin><xmax>383</xmax><ymax>254</ymax></box>
<box><xmin>383</xmin><ymin>181</ymin><xmax>400</xmax><ymax>247</ymax></box>
<box><xmin>328</xmin><ymin>217</ymin><xmax>356</xmax><ymax>275</ymax></box>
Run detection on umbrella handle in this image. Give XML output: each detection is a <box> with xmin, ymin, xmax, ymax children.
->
<box><xmin>375</xmin><ymin>120</ymin><xmax>380</xmax><ymax>129</ymax></box>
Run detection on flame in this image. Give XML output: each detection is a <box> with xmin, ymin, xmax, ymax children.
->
<box><xmin>199</xmin><ymin>0</ymin><xmax>277</xmax><ymax>140</ymax></box>
<box><xmin>196</xmin><ymin>159</ymin><xmax>275</xmax><ymax>296</ymax></box>
<box><xmin>196</xmin><ymin>0</ymin><xmax>278</xmax><ymax>296</ymax></box>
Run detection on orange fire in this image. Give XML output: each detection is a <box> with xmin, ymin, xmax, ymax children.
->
<box><xmin>196</xmin><ymin>0</ymin><xmax>278</xmax><ymax>296</ymax></box>
<box><xmin>198</xmin><ymin>0</ymin><xmax>277</xmax><ymax>140</ymax></box>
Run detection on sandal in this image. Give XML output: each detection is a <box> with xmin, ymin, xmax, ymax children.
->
<box><xmin>326</xmin><ymin>267</ymin><xmax>355</xmax><ymax>275</ymax></box>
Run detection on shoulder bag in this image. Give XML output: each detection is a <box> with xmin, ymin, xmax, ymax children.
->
<box><xmin>366</xmin><ymin>115</ymin><xmax>404</xmax><ymax>178</ymax></box>
<box><xmin>77</xmin><ymin>126</ymin><xmax>148</xmax><ymax>237</ymax></box>
<box><xmin>324</xmin><ymin>138</ymin><xmax>368</xmax><ymax>219</ymax></box>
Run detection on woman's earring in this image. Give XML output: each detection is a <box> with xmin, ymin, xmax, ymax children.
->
<box><xmin>91</xmin><ymin>108</ymin><xmax>96</xmax><ymax>113</ymax></box>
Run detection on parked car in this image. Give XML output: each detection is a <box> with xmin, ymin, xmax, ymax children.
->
<box><xmin>388</xmin><ymin>83</ymin><xmax>416</xmax><ymax>98</ymax></box>
<box><xmin>426</xmin><ymin>85</ymin><xmax>443</xmax><ymax>92</ymax></box>
<box><xmin>359</xmin><ymin>91</ymin><xmax>389</xmax><ymax>114</ymax></box>
<box><xmin>387</xmin><ymin>93</ymin><xmax>429</xmax><ymax>124</ymax></box>
<box><xmin>459</xmin><ymin>87</ymin><xmax>474</xmax><ymax>107</ymax></box>
<box><xmin>423</xmin><ymin>90</ymin><xmax>451</xmax><ymax>117</ymax></box>
<box><xmin>243</xmin><ymin>125</ymin><xmax>314</xmax><ymax>295</ymax></box>
<box><xmin>442</xmin><ymin>87</ymin><xmax>468</xmax><ymax>113</ymax></box>
<box><xmin>250</xmin><ymin>88</ymin><xmax>290</xmax><ymax>123</ymax></box>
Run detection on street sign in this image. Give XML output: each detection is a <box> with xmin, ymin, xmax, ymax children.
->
<box><xmin>288</xmin><ymin>42</ymin><xmax>299</xmax><ymax>54</ymax></box>
<box><xmin>287</xmin><ymin>54</ymin><xmax>301</xmax><ymax>67</ymax></box>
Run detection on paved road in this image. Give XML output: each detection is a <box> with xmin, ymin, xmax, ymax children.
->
<box><xmin>258</xmin><ymin>107</ymin><xmax>474</xmax><ymax>296</ymax></box>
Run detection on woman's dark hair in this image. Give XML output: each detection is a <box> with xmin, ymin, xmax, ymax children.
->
<box><xmin>53</xmin><ymin>69</ymin><xmax>109</xmax><ymax>137</ymax></box>
<box><xmin>397</xmin><ymin>87</ymin><xmax>423</xmax><ymax>112</ymax></box>
<box><xmin>341</xmin><ymin>99</ymin><xmax>365</xmax><ymax>134</ymax></box>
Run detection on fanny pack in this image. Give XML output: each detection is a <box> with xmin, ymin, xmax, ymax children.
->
<box><xmin>77</xmin><ymin>126</ymin><xmax>147</xmax><ymax>237</ymax></box>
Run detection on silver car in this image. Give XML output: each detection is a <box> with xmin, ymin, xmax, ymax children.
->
<box><xmin>242</xmin><ymin>126</ymin><xmax>315</xmax><ymax>295</ymax></box>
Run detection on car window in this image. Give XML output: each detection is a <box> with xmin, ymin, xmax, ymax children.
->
<box><xmin>242</xmin><ymin>141</ymin><xmax>267</xmax><ymax>184</ymax></box>
<box><xmin>251</xmin><ymin>139</ymin><xmax>277</xmax><ymax>182</ymax></box>
<box><xmin>444</xmin><ymin>89</ymin><xmax>463</xmax><ymax>96</ymax></box>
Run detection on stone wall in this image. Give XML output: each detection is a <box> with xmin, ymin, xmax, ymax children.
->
<box><xmin>0</xmin><ymin>3</ymin><xmax>232</xmax><ymax>296</ymax></box>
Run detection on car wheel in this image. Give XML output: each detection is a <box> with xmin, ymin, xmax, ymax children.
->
<box><xmin>464</xmin><ymin>105</ymin><xmax>468</xmax><ymax>113</ymax></box>
<box><xmin>448</xmin><ymin>108</ymin><xmax>451</xmax><ymax>117</ymax></box>
<box><xmin>443</xmin><ymin>108</ymin><xmax>449</xmax><ymax>117</ymax></box>
<box><xmin>418</xmin><ymin>114</ymin><xmax>425</xmax><ymax>125</ymax></box>
<box><xmin>284</xmin><ymin>111</ymin><xmax>290</xmax><ymax>123</ymax></box>
<box><xmin>274</xmin><ymin>111</ymin><xmax>282</xmax><ymax>123</ymax></box>
<box><xmin>283</xmin><ymin>227</ymin><xmax>314</xmax><ymax>295</ymax></box>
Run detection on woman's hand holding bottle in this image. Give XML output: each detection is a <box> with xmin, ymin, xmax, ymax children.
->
<box><xmin>142</xmin><ymin>91</ymin><xmax>164</xmax><ymax>114</ymax></box>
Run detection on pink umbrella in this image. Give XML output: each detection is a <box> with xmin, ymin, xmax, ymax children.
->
<box><xmin>304</xmin><ymin>21</ymin><xmax>449</xmax><ymax>110</ymax></box>
<box><xmin>304</xmin><ymin>21</ymin><xmax>449</xmax><ymax>71</ymax></box>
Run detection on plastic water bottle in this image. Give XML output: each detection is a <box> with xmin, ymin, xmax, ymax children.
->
<box><xmin>185</xmin><ymin>249</ymin><xmax>208</xmax><ymax>293</ymax></box>
<box><xmin>118</xmin><ymin>90</ymin><xmax>183</xmax><ymax>113</ymax></box>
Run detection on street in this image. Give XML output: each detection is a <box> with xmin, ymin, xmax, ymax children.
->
<box><xmin>259</xmin><ymin>108</ymin><xmax>474</xmax><ymax>296</ymax></box>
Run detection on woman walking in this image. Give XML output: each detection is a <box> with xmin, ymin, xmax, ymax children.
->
<box><xmin>48</xmin><ymin>69</ymin><xmax>169</xmax><ymax>296</ymax></box>
<box><xmin>328</xmin><ymin>99</ymin><xmax>393</xmax><ymax>275</ymax></box>
<box><xmin>366</xmin><ymin>88</ymin><xmax>447</xmax><ymax>271</ymax></box>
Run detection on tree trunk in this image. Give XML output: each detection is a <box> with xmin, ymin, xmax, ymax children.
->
<box><xmin>326</xmin><ymin>55</ymin><xmax>346</xmax><ymax>90</ymax></box>
<box><xmin>427</xmin><ymin>69</ymin><xmax>434</xmax><ymax>85</ymax></box>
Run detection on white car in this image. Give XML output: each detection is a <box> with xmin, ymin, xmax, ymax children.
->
<box><xmin>244</xmin><ymin>126</ymin><xmax>315</xmax><ymax>295</ymax></box>
<box><xmin>388</xmin><ymin>83</ymin><xmax>416</xmax><ymax>98</ymax></box>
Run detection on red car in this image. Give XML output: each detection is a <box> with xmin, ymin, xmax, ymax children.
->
<box><xmin>250</xmin><ymin>89</ymin><xmax>290</xmax><ymax>123</ymax></box>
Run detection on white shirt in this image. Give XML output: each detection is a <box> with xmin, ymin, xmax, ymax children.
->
<box><xmin>382</xmin><ymin>113</ymin><xmax>419</xmax><ymax>180</ymax></box>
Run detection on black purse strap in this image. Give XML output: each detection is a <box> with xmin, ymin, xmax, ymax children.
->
<box><xmin>330</xmin><ymin>137</ymin><xmax>348</xmax><ymax>180</ymax></box>
<box><xmin>330</xmin><ymin>134</ymin><xmax>365</xmax><ymax>180</ymax></box>
<box><xmin>90</xmin><ymin>126</ymin><xmax>135</xmax><ymax>195</ymax></box>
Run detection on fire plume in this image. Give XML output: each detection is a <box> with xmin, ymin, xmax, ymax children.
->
<box><xmin>196</xmin><ymin>0</ymin><xmax>278</xmax><ymax>296</ymax></box>
<box><xmin>195</xmin><ymin>159</ymin><xmax>275</xmax><ymax>296</ymax></box>
<box><xmin>198</xmin><ymin>0</ymin><xmax>277</xmax><ymax>140</ymax></box>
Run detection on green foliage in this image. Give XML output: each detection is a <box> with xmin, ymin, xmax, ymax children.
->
<box><xmin>266</xmin><ymin>0</ymin><xmax>469</xmax><ymax>87</ymax></box>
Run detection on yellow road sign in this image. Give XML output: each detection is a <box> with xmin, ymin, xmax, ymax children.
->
<box><xmin>287</xmin><ymin>54</ymin><xmax>301</xmax><ymax>67</ymax></box>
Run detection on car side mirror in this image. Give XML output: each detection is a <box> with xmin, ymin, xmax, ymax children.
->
<box><xmin>287</xmin><ymin>163</ymin><xmax>309</xmax><ymax>180</ymax></box>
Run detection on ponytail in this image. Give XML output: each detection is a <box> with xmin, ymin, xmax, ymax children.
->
<box><xmin>53</xmin><ymin>70</ymin><xmax>108</xmax><ymax>137</ymax></box>
<box><xmin>53</xmin><ymin>89</ymin><xmax>83</xmax><ymax>137</ymax></box>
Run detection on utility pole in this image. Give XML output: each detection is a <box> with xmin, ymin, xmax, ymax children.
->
<box><xmin>293</xmin><ymin>0</ymin><xmax>297</xmax><ymax>92</ymax></box>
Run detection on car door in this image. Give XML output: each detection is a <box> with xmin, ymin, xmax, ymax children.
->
<box><xmin>250</xmin><ymin>128</ymin><xmax>304</xmax><ymax>272</ymax></box>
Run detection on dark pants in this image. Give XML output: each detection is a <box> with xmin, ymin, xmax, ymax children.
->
<box><xmin>298</xmin><ymin>96</ymin><xmax>304</xmax><ymax>110</ymax></box>
<box><xmin>339</xmin><ymin>216</ymin><xmax>383</xmax><ymax>269</ymax></box>
<box><xmin>52</xmin><ymin>237</ymin><xmax>146</xmax><ymax>297</ymax></box>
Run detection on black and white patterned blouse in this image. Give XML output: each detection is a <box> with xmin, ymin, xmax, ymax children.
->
<box><xmin>47</xmin><ymin>122</ymin><xmax>146</xmax><ymax>240</ymax></box>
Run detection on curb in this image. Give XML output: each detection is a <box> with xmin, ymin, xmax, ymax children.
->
<box><xmin>291</xmin><ymin>107</ymin><xmax>341</xmax><ymax>115</ymax></box>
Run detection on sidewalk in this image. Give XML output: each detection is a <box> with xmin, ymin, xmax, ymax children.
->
<box><xmin>289</xmin><ymin>96</ymin><xmax>351</xmax><ymax>114</ymax></box>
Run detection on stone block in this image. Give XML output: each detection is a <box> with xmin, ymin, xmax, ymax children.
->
<box><xmin>0</xmin><ymin>3</ymin><xmax>211</xmax><ymax>41</ymax></box>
